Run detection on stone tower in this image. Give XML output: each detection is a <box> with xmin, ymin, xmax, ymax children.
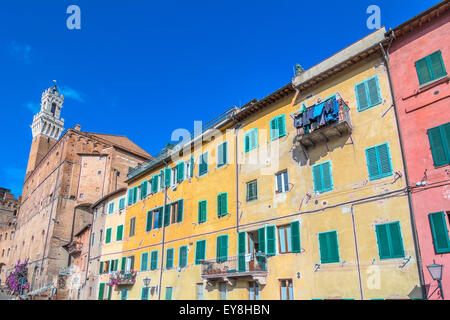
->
<box><xmin>25</xmin><ymin>85</ymin><xmax>65</xmax><ymax>178</ymax></box>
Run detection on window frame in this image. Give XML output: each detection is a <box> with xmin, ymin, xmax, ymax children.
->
<box><xmin>354</xmin><ymin>74</ymin><xmax>382</xmax><ymax>112</ymax></box>
<box><xmin>275</xmin><ymin>170</ymin><xmax>289</xmax><ymax>194</ymax></box>
<box><xmin>244</xmin><ymin>128</ymin><xmax>258</xmax><ymax>153</ymax></box>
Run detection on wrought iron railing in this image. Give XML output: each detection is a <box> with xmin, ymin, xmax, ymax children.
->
<box><xmin>200</xmin><ymin>253</ymin><xmax>267</xmax><ymax>277</ymax></box>
<box><xmin>109</xmin><ymin>271</ymin><xmax>137</xmax><ymax>287</ymax></box>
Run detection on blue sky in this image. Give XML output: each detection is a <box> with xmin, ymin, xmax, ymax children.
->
<box><xmin>0</xmin><ymin>0</ymin><xmax>440</xmax><ymax>196</ymax></box>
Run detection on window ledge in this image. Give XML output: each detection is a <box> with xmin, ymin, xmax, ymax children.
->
<box><xmin>403</xmin><ymin>75</ymin><xmax>449</xmax><ymax>101</ymax></box>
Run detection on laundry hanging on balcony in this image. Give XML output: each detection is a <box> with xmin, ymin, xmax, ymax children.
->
<box><xmin>293</xmin><ymin>96</ymin><xmax>340</xmax><ymax>135</ymax></box>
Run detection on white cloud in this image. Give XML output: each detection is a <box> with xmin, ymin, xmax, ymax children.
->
<box><xmin>23</xmin><ymin>102</ymin><xmax>40</xmax><ymax>113</ymax></box>
<box><xmin>60</xmin><ymin>86</ymin><xmax>86</xmax><ymax>103</ymax></box>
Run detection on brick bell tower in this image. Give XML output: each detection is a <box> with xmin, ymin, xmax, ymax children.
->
<box><xmin>25</xmin><ymin>84</ymin><xmax>65</xmax><ymax>178</ymax></box>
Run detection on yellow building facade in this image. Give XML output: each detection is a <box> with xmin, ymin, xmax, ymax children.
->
<box><xmin>108</xmin><ymin>28</ymin><xmax>423</xmax><ymax>300</ymax></box>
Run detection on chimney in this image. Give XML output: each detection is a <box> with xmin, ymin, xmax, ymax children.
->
<box><xmin>74</xmin><ymin>124</ymin><xmax>81</xmax><ymax>131</ymax></box>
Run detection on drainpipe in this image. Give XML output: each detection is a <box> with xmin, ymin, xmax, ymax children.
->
<box><xmin>379</xmin><ymin>36</ymin><xmax>427</xmax><ymax>299</ymax></box>
<box><xmin>157</xmin><ymin>161</ymin><xmax>169</xmax><ymax>300</ymax></box>
<box><xmin>350</xmin><ymin>204</ymin><xmax>364</xmax><ymax>300</ymax></box>
<box><xmin>235</xmin><ymin>125</ymin><xmax>241</xmax><ymax>234</ymax></box>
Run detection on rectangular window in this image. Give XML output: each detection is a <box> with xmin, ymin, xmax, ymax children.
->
<box><xmin>105</xmin><ymin>228</ymin><xmax>112</xmax><ymax>244</ymax></box>
<box><xmin>116</xmin><ymin>225</ymin><xmax>123</xmax><ymax>241</ymax></box>
<box><xmin>375</xmin><ymin>222</ymin><xmax>405</xmax><ymax>259</ymax></box>
<box><xmin>165</xmin><ymin>287</ymin><xmax>173</xmax><ymax>300</ymax></box>
<box><xmin>244</xmin><ymin>128</ymin><xmax>258</xmax><ymax>153</ymax></box>
<box><xmin>153</xmin><ymin>208</ymin><xmax>162</xmax><ymax>229</ymax></box>
<box><xmin>129</xmin><ymin>217</ymin><xmax>136</xmax><ymax>237</ymax></box>
<box><xmin>270</xmin><ymin>115</ymin><xmax>286</xmax><ymax>141</ymax></box>
<box><xmin>198</xmin><ymin>200</ymin><xmax>207</xmax><ymax>224</ymax></box>
<box><xmin>275</xmin><ymin>170</ymin><xmax>289</xmax><ymax>193</ymax></box>
<box><xmin>198</xmin><ymin>152</ymin><xmax>209</xmax><ymax>176</ymax></box>
<box><xmin>141</xmin><ymin>252</ymin><xmax>149</xmax><ymax>271</ymax></box>
<box><xmin>125</xmin><ymin>256</ymin><xmax>135</xmax><ymax>272</ymax></box>
<box><xmin>415</xmin><ymin>50</ymin><xmax>447</xmax><ymax>86</ymax></box>
<box><xmin>179</xmin><ymin>246</ymin><xmax>188</xmax><ymax>268</ymax></box>
<box><xmin>312</xmin><ymin>161</ymin><xmax>333</xmax><ymax>193</ymax></box>
<box><xmin>166</xmin><ymin>248</ymin><xmax>174</xmax><ymax>270</ymax></box>
<box><xmin>217</xmin><ymin>141</ymin><xmax>228</xmax><ymax>168</ymax></box>
<box><xmin>121</xmin><ymin>289</ymin><xmax>128</xmax><ymax>300</ymax></box>
<box><xmin>429</xmin><ymin>212</ymin><xmax>450</xmax><ymax>253</ymax></box>
<box><xmin>108</xmin><ymin>202</ymin><xmax>115</xmax><ymax>214</ymax></box>
<box><xmin>195</xmin><ymin>239</ymin><xmax>206</xmax><ymax>265</ymax></box>
<box><xmin>249</xmin><ymin>281</ymin><xmax>260</xmax><ymax>300</ymax></box>
<box><xmin>146</xmin><ymin>210</ymin><xmax>153</xmax><ymax>232</ymax></box>
<box><xmin>217</xmin><ymin>192</ymin><xmax>228</xmax><ymax>217</ymax></box>
<box><xmin>140</xmin><ymin>180</ymin><xmax>148</xmax><ymax>200</ymax></box>
<box><xmin>365</xmin><ymin>143</ymin><xmax>393</xmax><ymax>180</ymax></box>
<box><xmin>150</xmin><ymin>250</ymin><xmax>159</xmax><ymax>270</ymax></box>
<box><xmin>278</xmin><ymin>225</ymin><xmax>292</xmax><ymax>254</ymax></box>
<box><xmin>280</xmin><ymin>279</ymin><xmax>294</xmax><ymax>300</ymax></box>
<box><xmin>141</xmin><ymin>287</ymin><xmax>149</xmax><ymax>300</ymax></box>
<box><xmin>185</xmin><ymin>160</ymin><xmax>191</xmax><ymax>180</ymax></box>
<box><xmin>219</xmin><ymin>283</ymin><xmax>227</xmax><ymax>300</ymax></box>
<box><xmin>196</xmin><ymin>283</ymin><xmax>204</xmax><ymax>300</ymax></box>
<box><xmin>318</xmin><ymin>231</ymin><xmax>340</xmax><ymax>264</ymax></box>
<box><xmin>159</xmin><ymin>170</ymin><xmax>165</xmax><ymax>191</ymax></box>
<box><xmin>427</xmin><ymin>123</ymin><xmax>450</xmax><ymax>167</ymax></box>
<box><xmin>246</xmin><ymin>180</ymin><xmax>258</xmax><ymax>202</ymax></box>
<box><xmin>171</xmin><ymin>202</ymin><xmax>178</xmax><ymax>224</ymax></box>
<box><xmin>355</xmin><ymin>75</ymin><xmax>382</xmax><ymax>112</ymax></box>
<box><xmin>216</xmin><ymin>234</ymin><xmax>228</xmax><ymax>262</ymax></box>
<box><xmin>118</xmin><ymin>197</ymin><xmax>125</xmax><ymax>210</ymax></box>
<box><xmin>171</xmin><ymin>167</ymin><xmax>177</xmax><ymax>186</ymax></box>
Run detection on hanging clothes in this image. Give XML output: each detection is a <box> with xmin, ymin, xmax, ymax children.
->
<box><xmin>313</xmin><ymin>101</ymin><xmax>325</xmax><ymax>119</ymax></box>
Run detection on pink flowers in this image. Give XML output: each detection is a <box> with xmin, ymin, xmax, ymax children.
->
<box><xmin>6</xmin><ymin>259</ymin><xmax>29</xmax><ymax>294</ymax></box>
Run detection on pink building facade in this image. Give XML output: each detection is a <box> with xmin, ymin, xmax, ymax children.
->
<box><xmin>388</xmin><ymin>2</ymin><xmax>450</xmax><ymax>300</ymax></box>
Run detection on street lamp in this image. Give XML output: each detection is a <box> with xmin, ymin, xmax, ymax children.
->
<box><xmin>142</xmin><ymin>277</ymin><xmax>151</xmax><ymax>288</ymax></box>
<box><xmin>427</xmin><ymin>261</ymin><xmax>444</xmax><ymax>300</ymax></box>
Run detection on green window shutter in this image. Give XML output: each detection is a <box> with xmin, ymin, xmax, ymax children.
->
<box><xmin>244</xmin><ymin>134</ymin><xmax>250</xmax><ymax>153</ymax></box>
<box><xmin>217</xmin><ymin>193</ymin><xmax>228</xmax><ymax>217</ymax></box>
<box><xmin>428</xmin><ymin>125</ymin><xmax>450</xmax><ymax>167</ymax></box>
<box><xmin>218</xmin><ymin>142</ymin><xmax>227</xmax><ymax>167</ymax></box>
<box><xmin>366</xmin><ymin>146</ymin><xmax>380</xmax><ymax>178</ymax></box>
<box><xmin>319</xmin><ymin>231</ymin><xmax>340</xmax><ymax>264</ymax></box>
<box><xmin>116</xmin><ymin>225</ymin><xmax>123</xmax><ymax>241</ymax></box>
<box><xmin>165</xmin><ymin>168</ymin><xmax>171</xmax><ymax>187</ymax></box>
<box><xmin>278</xmin><ymin>115</ymin><xmax>286</xmax><ymax>137</ymax></box>
<box><xmin>355</xmin><ymin>82</ymin><xmax>369</xmax><ymax>111</ymax></box>
<box><xmin>270</xmin><ymin>115</ymin><xmax>286</xmax><ymax>140</ymax></box>
<box><xmin>415</xmin><ymin>57</ymin><xmax>431</xmax><ymax>85</ymax></box>
<box><xmin>119</xmin><ymin>198</ymin><xmax>125</xmax><ymax>210</ymax></box>
<box><xmin>216</xmin><ymin>235</ymin><xmax>228</xmax><ymax>262</ymax></box>
<box><xmin>388</xmin><ymin>222</ymin><xmax>405</xmax><ymax>258</ymax></box>
<box><xmin>198</xmin><ymin>200</ymin><xmax>207</xmax><ymax>223</ymax></box>
<box><xmin>190</xmin><ymin>155</ymin><xmax>194</xmax><ymax>177</ymax></box>
<box><xmin>375</xmin><ymin>222</ymin><xmax>405</xmax><ymax>259</ymax></box>
<box><xmin>140</xmin><ymin>181</ymin><xmax>148</xmax><ymax>199</ymax></box>
<box><xmin>105</xmin><ymin>228</ymin><xmax>112</xmax><ymax>244</ymax></box>
<box><xmin>179</xmin><ymin>246</ymin><xmax>188</xmax><ymax>268</ymax></box>
<box><xmin>429</xmin><ymin>212</ymin><xmax>450</xmax><ymax>253</ymax></box>
<box><xmin>121</xmin><ymin>257</ymin><xmax>126</xmax><ymax>272</ymax></box>
<box><xmin>176</xmin><ymin>199</ymin><xmax>184</xmax><ymax>223</ymax></box>
<box><xmin>150</xmin><ymin>251</ymin><xmax>158</xmax><ymax>270</ymax></box>
<box><xmin>291</xmin><ymin>221</ymin><xmax>301</xmax><ymax>253</ymax></box>
<box><xmin>127</xmin><ymin>189</ymin><xmax>133</xmax><ymax>205</ymax></box>
<box><xmin>429</xmin><ymin>50</ymin><xmax>447</xmax><ymax>79</ymax></box>
<box><xmin>199</xmin><ymin>153</ymin><xmax>208</xmax><ymax>176</ymax></box>
<box><xmin>164</xmin><ymin>205</ymin><xmax>171</xmax><ymax>226</ymax></box>
<box><xmin>312</xmin><ymin>165</ymin><xmax>323</xmax><ymax>193</ymax></box>
<box><xmin>195</xmin><ymin>240</ymin><xmax>206</xmax><ymax>265</ymax></box>
<box><xmin>98</xmin><ymin>283</ymin><xmax>105</xmax><ymax>300</ymax></box>
<box><xmin>151</xmin><ymin>175</ymin><xmax>158</xmax><ymax>193</ymax></box>
<box><xmin>157</xmin><ymin>207</ymin><xmax>163</xmax><ymax>228</ymax></box>
<box><xmin>258</xmin><ymin>227</ymin><xmax>266</xmax><ymax>254</ymax></box>
<box><xmin>177</xmin><ymin>162</ymin><xmax>184</xmax><ymax>182</ymax></box>
<box><xmin>166</xmin><ymin>248</ymin><xmax>174</xmax><ymax>269</ymax></box>
<box><xmin>133</xmin><ymin>186</ymin><xmax>138</xmax><ymax>204</ymax></box>
<box><xmin>114</xmin><ymin>259</ymin><xmax>119</xmax><ymax>271</ymax></box>
<box><xmin>366</xmin><ymin>143</ymin><xmax>393</xmax><ymax>180</ymax></box>
<box><xmin>99</xmin><ymin>261</ymin><xmax>104</xmax><ymax>274</ymax></box>
<box><xmin>266</xmin><ymin>226</ymin><xmax>276</xmax><ymax>256</ymax></box>
<box><xmin>165</xmin><ymin>287</ymin><xmax>173</xmax><ymax>300</ymax></box>
<box><xmin>367</xmin><ymin>76</ymin><xmax>382</xmax><ymax>106</ymax></box>
<box><xmin>146</xmin><ymin>211</ymin><xmax>153</xmax><ymax>232</ymax></box>
<box><xmin>141</xmin><ymin>252</ymin><xmax>148</xmax><ymax>271</ymax></box>
<box><xmin>238</xmin><ymin>232</ymin><xmax>246</xmax><ymax>272</ymax></box>
<box><xmin>312</xmin><ymin>162</ymin><xmax>333</xmax><ymax>193</ymax></box>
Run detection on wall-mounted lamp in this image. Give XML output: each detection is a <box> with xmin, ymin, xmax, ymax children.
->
<box><xmin>427</xmin><ymin>260</ymin><xmax>444</xmax><ymax>300</ymax></box>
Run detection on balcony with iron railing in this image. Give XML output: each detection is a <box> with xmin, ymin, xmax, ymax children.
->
<box><xmin>109</xmin><ymin>271</ymin><xmax>137</xmax><ymax>288</ymax></box>
<box><xmin>294</xmin><ymin>95</ymin><xmax>352</xmax><ymax>149</ymax></box>
<box><xmin>200</xmin><ymin>253</ymin><xmax>268</xmax><ymax>284</ymax></box>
